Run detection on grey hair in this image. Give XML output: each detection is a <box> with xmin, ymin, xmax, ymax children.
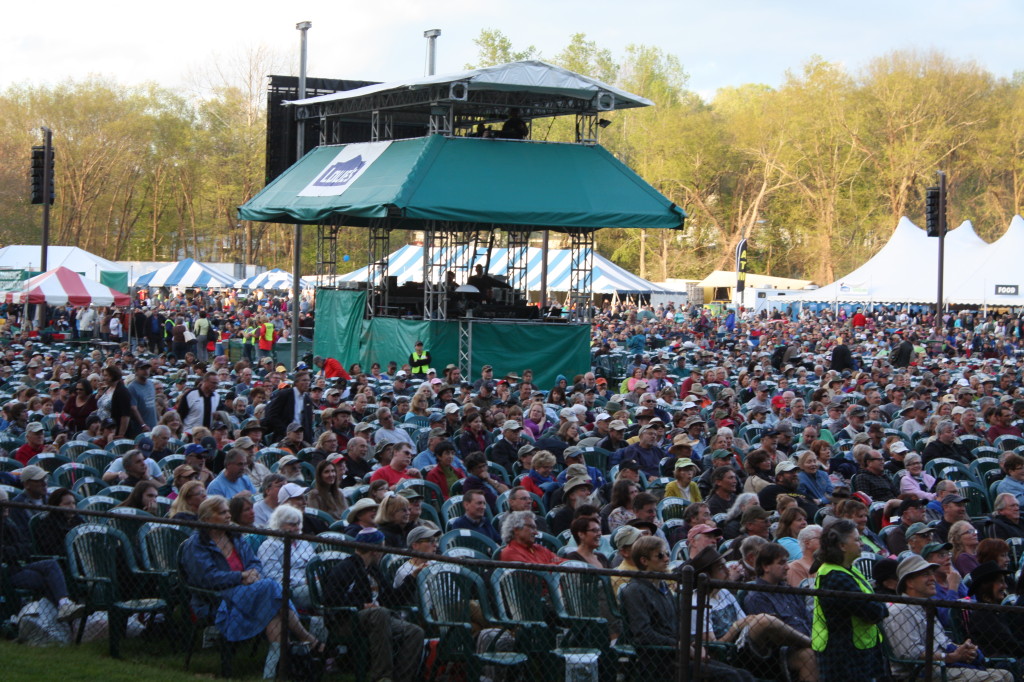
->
<box><xmin>151</xmin><ymin>424</ymin><xmax>171</xmax><ymax>439</ymax></box>
<box><xmin>739</xmin><ymin>535</ymin><xmax>768</xmax><ymax>560</ymax></box>
<box><xmin>267</xmin><ymin>504</ymin><xmax>303</xmax><ymax>533</ymax></box>
<box><xmin>224</xmin><ymin>448</ymin><xmax>248</xmax><ymax>465</ymax></box>
<box><xmin>798</xmin><ymin>524</ymin><xmax>823</xmax><ymax>548</ymax></box>
<box><xmin>234</xmin><ymin>396</ymin><xmax>248</xmax><ymax>407</ymax></box>
<box><xmin>716</xmin><ymin>426</ymin><xmax>734</xmax><ymax>439</ymax></box>
<box><xmin>500</xmin><ymin>510</ymin><xmax>535</xmax><ymax>545</ymax></box>
<box><xmin>995</xmin><ymin>492</ymin><xmax>1017</xmax><ymax>512</ymax></box>
<box><xmin>121</xmin><ymin>449</ymin><xmax>144</xmax><ymax>468</ymax></box>
<box><xmin>936</xmin><ymin>420</ymin><xmax>956</xmax><ymax>436</ymax></box>
<box><xmin>724</xmin><ymin>492</ymin><xmax>758</xmax><ymax>522</ymax></box>
<box><xmin>261</xmin><ymin>473</ymin><xmax>287</xmax><ymax>494</ymax></box>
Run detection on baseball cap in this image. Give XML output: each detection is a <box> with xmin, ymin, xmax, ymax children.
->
<box><xmin>674</xmin><ymin>458</ymin><xmax>699</xmax><ymax>471</ymax></box>
<box><xmin>609</xmin><ymin>420</ymin><xmax>627</xmax><ymax>431</ymax></box>
<box><xmin>595</xmin><ymin>412</ymin><xmax>611</xmax><ymax>422</ymax></box>
<box><xmin>775</xmin><ymin>460</ymin><xmax>799</xmax><ymax>475</ymax></box>
<box><xmin>563</xmin><ymin>446</ymin><xmax>584</xmax><ymax>460</ymax></box>
<box><xmin>686</xmin><ymin>523</ymin><xmax>722</xmax><ymax>543</ymax></box>
<box><xmin>444</xmin><ymin>403</ymin><xmax>460</xmax><ymax>414</ymax></box>
<box><xmin>18</xmin><ymin>465</ymin><xmax>47</xmax><ymax>481</ymax></box>
<box><xmin>25</xmin><ymin>422</ymin><xmax>45</xmax><ymax>434</ymax></box>
<box><xmin>898</xmin><ymin>498</ymin><xmax>927</xmax><ymax>514</ymax></box>
<box><xmin>183</xmin><ymin>443</ymin><xmax>210</xmax><ymax>458</ymax></box>
<box><xmin>407</xmin><ymin>526</ymin><xmax>441</xmax><ymax>545</ymax></box>
<box><xmin>941</xmin><ymin>494</ymin><xmax>967</xmax><ymax>505</ymax></box>
<box><xmin>921</xmin><ymin>541</ymin><xmax>953</xmax><ymax>557</ymax></box>
<box><xmin>397</xmin><ymin>488</ymin><xmax>423</xmax><ymax>501</ymax></box>
<box><xmin>277</xmin><ymin>482</ymin><xmax>307</xmax><ymax>504</ymax></box>
<box><xmin>286</xmin><ymin>422</ymin><xmax>303</xmax><ymax>433</ymax></box>
<box><xmin>353</xmin><ymin>423</ymin><xmax>375</xmax><ymax>433</ymax></box>
<box><xmin>618</xmin><ymin>460</ymin><xmax>641</xmax><ymax>472</ymax></box>
<box><xmin>355</xmin><ymin>527</ymin><xmax>386</xmax><ymax>546</ymax></box>
<box><xmin>502</xmin><ymin>420</ymin><xmax>523</xmax><ymax>431</ymax></box>
<box><xmin>612</xmin><ymin>525</ymin><xmax>644</xmax><ymax>550</ymax></box>
<box><xmin>890</xmin><ymin>442</ymin><xmax>909</xmax><ymax>454</ymax></box>
<box><xmin>136</xmin><ymin>435</ymin><xmax>154</xmax><ymax>455</ymax></box>
<box><xmin>740</xmin><ymin>506</ymin><xmax>771</xmax><ymax>525</ymax></box>
<box><xmin>277</xmin><ymin>454</ymin><xmax>299</xmax><ymax>468</ymax></box>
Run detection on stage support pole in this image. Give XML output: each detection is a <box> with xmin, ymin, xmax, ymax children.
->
<box><xmin>291</xmin><ymin>21</ymin><xmax>311</xmax><ymax>370</ymax></box>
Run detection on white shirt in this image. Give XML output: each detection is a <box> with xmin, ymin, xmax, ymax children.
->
<box><xmin>292</xmin><ymin>388</ymin><xmax>305</xmax><ymax>425</ymax></box>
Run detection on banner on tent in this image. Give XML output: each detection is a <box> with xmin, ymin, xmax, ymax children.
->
<box><xmin>0</xmin><ymin>270</ymin><xmax>28</xmax><ymax>291</ymax></box>
<box><xmin>298</xmin><ymin>141</ymin><xmax>391</xmax><ymax>197</ymax></box>
<box><xmin>995</xmin><ymin>285</ymin><xmax>1019</xmax><ymax>296</ymax></box>
<box><xmin>837</xmin><ymin>282</ymin><xmax>869</xmax><ymax>297</ymax></box>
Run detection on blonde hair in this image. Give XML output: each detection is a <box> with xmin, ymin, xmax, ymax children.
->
<box><xmin>373</xmin><ymin>493</ymin><xmax>409</xmax><ymax>525</ymax></box>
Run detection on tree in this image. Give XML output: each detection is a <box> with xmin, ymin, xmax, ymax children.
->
<box><xmin>466</xmin><ymin>29</ymin><xmax>538</xmax><ymax>69</ymax></box>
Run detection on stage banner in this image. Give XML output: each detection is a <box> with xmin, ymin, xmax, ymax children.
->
<box><xmin>312</xmin><ymin>288</ymin><xmax>366</xmax><ymax>369</ymax></box>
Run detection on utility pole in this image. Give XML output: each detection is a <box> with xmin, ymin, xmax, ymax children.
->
<box><xmin>925</xmin><ymin>171</ymin><xmax>947</xmax><ymax>330</ymax></box>
<box><xmin>31</xmin><ymin>127</ymin><xmax>54</xmax><ymax>328</ymax></box>
<box><xmin>291</xmin><ymin>21</ymin><xmax>311</xmax><ymax>370</ymax></box>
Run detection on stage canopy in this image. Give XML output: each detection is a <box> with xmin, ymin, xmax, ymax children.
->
<box><xmin>134</xmin><ymin>258</ymin><xmax>238</xmax><ymax>289</ymax></box>
<box><xmin>234</xmin><ymin>268</ymin><xmax>312</xmax><ymax>291</ymax></box>
<box><xmin>238</xmin><ymin>134</ymin><xmax>686</xmax><ymax>231</ymax></box>
<box><xmin>329</xmin><ymin>244</ymin><xmax>679</xmax><ymax>295</ymax></box>
<box><xmin>5</xmin><ymin>267</ymin><xmax>131</xmax><ymax>307</ymax></box>
<box><xmin>0</xmin><ymin>245</ymin><xmax>129</xmax><ymax>292</ymax></box>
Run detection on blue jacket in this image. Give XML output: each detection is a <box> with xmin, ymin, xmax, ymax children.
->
<box><xmin>179</xmin><ymin>530</ymin><xmax>261</xmax><ymax>593</ymax></box>
<box><xmin>798</xmin><ymin>469</ymin><xmax>834</xmax><ymax>505</ymax></box>
<box><xmin>449</xmin><ymin>514</ymin><xmax>501</xmax><ymax>544</ymax></box>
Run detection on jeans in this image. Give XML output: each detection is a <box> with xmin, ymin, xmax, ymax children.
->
<box><xmin>9</xmin><ymin>559</ymin><xmax>70</xmax><ymax>605</ymax></box>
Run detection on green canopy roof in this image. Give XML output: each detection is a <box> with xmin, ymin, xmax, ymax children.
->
<box><xmin>239</xmin><ymin>135</ymin><xmax>685</xmax><ymax>232</ymax></box>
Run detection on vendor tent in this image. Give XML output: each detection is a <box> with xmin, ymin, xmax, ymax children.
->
<box><xmin>234</xmin><ymin>268</ymin><xmax>311</xmax><ymax>291</ymax></box>
<box><xmin>0</xmin><ymin>245</ymin><xmax>129</xmax><ymax>292</ymax></box>
<box><xmin>4</xmin><ymin>267</ymin><xmax>131</xmax><ymax>306</ymax></box>
<box><xmin>134</xmin><ymin>258</ymin><xmax>238</xmax><ymax>289</ymax></box>
<box><xmin>944</xmin><ymin>215</ymin><xmax>1024</xmax><ymax>306</ymax></box>
<box><xmin>780</xmin><ymin>218</ymin><xmax>991</xmax><ymax>304</ymax></box>
<box><xmin>329</xmin><ymin>244</ymin><xmax>679</xmax><ymax>295</ymax></box>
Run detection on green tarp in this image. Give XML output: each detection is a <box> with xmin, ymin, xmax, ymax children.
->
<box><xmin>99</xmin><ymin>270</ymin><xmax>128</xmax><ymax>294</ymax></box>
<box><xmin>239</xmin><ymin>135</ymin><xmax>685</xmax><ymax>232</ymax></box>
<box><xmin>312</xmin><ymin>289</ymin><xmax>590</xmax><ymax>388</ymax></box>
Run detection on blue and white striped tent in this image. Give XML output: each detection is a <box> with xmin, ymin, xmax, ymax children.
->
<box><xmin>233</xmin><ymin>268</ymin><xmax>311</xmax><ymax>291</ymax></box>
<box><xmin>134</xmin><ymin>258</ymin><xmax>238</xmax><ymax>288</ymax></box>
<box><xmin>334</xmin><ymin>245</ymin><xmax>678</xmax><ymax>295</ymax></box>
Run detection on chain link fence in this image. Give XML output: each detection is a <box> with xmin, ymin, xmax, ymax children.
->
<box><xmin>5</xmin><ymin>498</ymin><xmax>1024</xmax><ymax>681</ymax></box>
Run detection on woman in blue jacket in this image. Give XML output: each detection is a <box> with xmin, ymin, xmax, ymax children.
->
<box><xmin>797</xmin><ymin>450</ymin><xmax>833</xmax><ymax>507</ymax></box>
<box><xmin>180</xmin><ymin>495</ymin><xmax>320</xmax><ymax>678</ymax></box>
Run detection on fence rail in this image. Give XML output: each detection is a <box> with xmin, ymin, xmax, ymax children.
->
<box><xmin>4</xmin><ymin>498</ymin><xmax>1024</xmax><ymax>681</ymax></box>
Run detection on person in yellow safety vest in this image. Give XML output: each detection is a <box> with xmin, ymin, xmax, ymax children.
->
<box><xmin>408</xmin><ymin>341</ymin><xmax>431</xmax><ymax>376</ymax></box>
<box><xmin>258</xmin><ymin>317</ymin><xmax>275</xmax><ymax>360</ymax></box>
<box><xmin>812</xmin><ymin>518</ymin><xmax>888</xmax><ymax>681</ymax></box>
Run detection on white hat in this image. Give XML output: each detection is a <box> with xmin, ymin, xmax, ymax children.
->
<box><xmin>277</xmin><ymin>482</ymin><xmax>307</xmax><ymax>504</ymax></box>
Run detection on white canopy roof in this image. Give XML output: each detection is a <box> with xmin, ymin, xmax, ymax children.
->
<box><xmin>781</xmin><ymin>216</ymin><xmax>1023</xmax><ymax>305</ymax></box>
<box><xmin>0</xmin><ymin>245</ymin><xmax>127</xmax><ymax>277</ymax></box>
<box><xmin>288</xmin><ymin>60</ymin><xmax>653</xmax><ymax>110</ymax></box>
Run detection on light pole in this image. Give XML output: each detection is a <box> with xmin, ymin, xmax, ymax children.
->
<box><xmin>291</xmin><ymin>21</ymin><xmax>311</xmax><ymax>370</ymax></box>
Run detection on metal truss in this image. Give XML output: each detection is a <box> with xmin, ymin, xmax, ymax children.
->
<box><xmin>458</xmin><ymin>320</ymin><xmax>472</xmax><ymax>381</ymax></box>
<box><xmin>575</xmin><ymin>112</ymin><xmax>599</xmax><ymax>145</ymax></box>
<box><xmin>505</xmin><ymin>230</ymin><xmax>530</xmax><ymax>301</ymax></box>
<box><xmin>315</xmin><ymin>221</ymin><xmax>340</xmax><ymax>289</ymax></box>
<box><xmin>422</xmin><ymin>222</ymin><xmax>451</xmax><ymax>320</ymax></box>
<box><xmin>567</xmin><ymin>230</ymin><xmax>594</xmax><ymax>323</ymax></box>
<box><xmin>367</xmin><ymin>220</ymin><xmax>391</xmax><ymax>317</ymax></box>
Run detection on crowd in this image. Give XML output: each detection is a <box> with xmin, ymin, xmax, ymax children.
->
<box><xmin>4</xmin><ymin>296</ymin><xmax>1024</xmax><ymax>680</ymax></box>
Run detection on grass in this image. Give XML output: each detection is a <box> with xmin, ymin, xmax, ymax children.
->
<box><xmin>0</xmin><ymin>632</ymin><xmax>269</xmax><ymax>681</ymax></box>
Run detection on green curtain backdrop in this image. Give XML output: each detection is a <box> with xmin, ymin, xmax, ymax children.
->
<box><xmin>99</xmin><ymin>271</ymin><xmax>128</xmax><ymax>293</ymax></box>
<box><xmin>312</xmin><ymin>289</ymin><xmax>366</xmax><ymax>369</ymax></box>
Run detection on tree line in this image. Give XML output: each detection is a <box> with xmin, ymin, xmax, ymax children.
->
<box><xmin>1</xmin><ymin>34</ymin><xmax>1021</xmax><ymax>285</ymax></box>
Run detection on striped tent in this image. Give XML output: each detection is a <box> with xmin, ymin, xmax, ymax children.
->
<box><xmin>233</xmin><ymin>268</ymin><xmax>311</xmax><ymax>291</ymax></box>
<box><xmin>134</xmin><ymin>258</ymin><xmax>237</xmax><ymax>288</ymax></box>
<box><xmin>333</xmin><ymin>245</ymin><xmax>678</xmax><ymax>295</ymax></box>
<box><xmin>5</xmin><ymin>267</ymin><xmax>131</xmax><ymax>306</ymax></box>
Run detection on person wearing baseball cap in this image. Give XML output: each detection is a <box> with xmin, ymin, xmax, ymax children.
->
<box><xmin>686</xmin><ymin>523</ymin><xmax>722</xmax><ymax>557</ymax></box>
<box><xmin>490</xmin><ymin>419</ymin><xmax>525</xmax><ymax>474</ymax></box>
<box><xmin>612</xmin><ymin>421</ymin><xmax>668</xmax><ymax>478</ymax></box>
<box><xmin>758</xmin><ymin>459</ymin><xmax>817</xmax><ymax>517</ymax></box>
<box><xmin>597</xmin><ymin>419</ymin><xmax>629</xmax><ymax>453</ymax></box>
<box><xmin>884</xmin><ymin>497</ymin><xmax>928</xmax><ymax>555</ymax></box>
<box><xmin>665</xmin><ymin>458</ymin><xmax>701</xmax><ymax>502</ymax></box>
<box><xmin>323</xmin><ymin>525</ymin><xmax>425</xmax><ymax>682</ymax></box>
<box><xmin>884</xmin><ymin>555</ymin><xmax>1008</xmax><ymax>680</ymax></box>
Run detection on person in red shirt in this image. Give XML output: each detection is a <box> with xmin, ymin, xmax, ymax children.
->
<box><xmin>369</xmin><ymin>442</ymin><xmax>421</xmax><ymax>488</ymax></box>
<box><xmin>497</xmin><ymin>510</ymin><xmax>563</xmax><ymax>565</ymax></box>
<box><xmin>14</xmin><ymin>422</ymin><xmax>63</xmax><ymax>465</ymax></box>
<box><xmin>987</xmin><ymin>406</ymin><xmax>1023</xmax><ymax>443</ymax></box>
<box><xmin>313</xmin><ymin>355</ymin><xmax>352</xmax><ymax>382</ymax></box>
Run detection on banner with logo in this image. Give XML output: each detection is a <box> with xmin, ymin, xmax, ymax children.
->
<box><xmin>735</xmin><ymin>239</ymin><xmax>748</xmax><ymax>294</ymax></box>
<box><xmin>0</xmin><ymin>269</ymin><xmax>27</xmax><ymax>292</ymax></box>
<box><xmin>298</xmin><ymin>141</ymin><xmax>392</xmax><ymax>198</ymax></box>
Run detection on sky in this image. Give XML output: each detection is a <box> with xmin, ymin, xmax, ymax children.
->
<box><xmin>3</xmin><ymin>0</ymin><xmax>1021</xmax><ymax>99</ymax></box>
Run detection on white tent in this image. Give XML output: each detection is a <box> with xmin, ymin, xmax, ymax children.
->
<box><xmin>781</xmin><ymin>218</ymin><xmax>992</xmax><ymax>304</ymax></box>
<box><xmin>944</xmin><ymin>215</ymin><xmax>1024</xmax><ymax>306</ymax></box>
<box><xmin>0</xmin><ymin>245</ymin><xmax>128</xmax><ymax>280</ymax></box>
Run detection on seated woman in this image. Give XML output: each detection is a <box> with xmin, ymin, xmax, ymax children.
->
<box><xmin>949</xmin><ymin>519</ymin><xmax>981</xmax><ymax>576</ymax></box>
<box><xmin>375</xmin><ymin>494</ymin><xmax>411</xmax><ymax>549</ymax></box>
<box><xmin>305</xmin><ymin>460</ymin><xmax>347</xmax><ymax>522</ymax></box>
<box><xmin>307</xmin><ymin>431</ymin><xmax>339</xmax><ymax>468</ymax></box>
<box><xmin>564</xmin><ymin>516</ymin><xmax>610</xmax><ymax>568</ymax></box>
<box><xmin>605</xmin><ymin>479</ymin><xmax>641</xmax><ymax>533</ymax></box>
<box><xmin>554</xmin><ymin>421</ymin><xmax>581</xmax><ymax>448</ymax></box>
<box><xmin>168</xmin><ymin>480</ymin><xmax>207</xmax><ymax>522</ymax></box>
<box><xmin>742</xmin><ymin>450</ymin><xmax>773</xmax><ymax>495</ymax></box>
<box><xmin>774</xmin><ymin>506</ymin><xmax>808</xmax><ymax>561</ymax></box>
<box><xmin>899</xmin><ymin>453</ymin><xmax>936</xmax><ymax>500</ymax></box>
<box><xmin>257</xmin><ymin>505</ymin><xmax>316</xmax><ymax>609</ymax></box>
<box><xmin>32</xmin><ymin>487</ymin><xmax>84</xmax><ymax>557</ymax></box>
<box><xmin>180</xmin><ymin>496</ymin><xmax>321</xmax><ymax>678</ymax></box>
<box><xmin>520</xmin><ymin>450</ymin><xmax>559</xmax><ymax>499</ymax></box>
<box><xmin>0</xmin><ymin>489</ymin><xmax>85</xmax><ymax>623</ymax></box>
<box><xmin>523</xmin><ymin>402</ymin><xmax>551</xmax><ymax>440</ymax></box>
<box><xmin>458</xmin><ymin>412</ymin><xmax>489</xmax><ymax>456</ymax></box>
<box><xmin>425</xmin><ymin>440</ymin><xmax>465</xmax><ymax>499</ymax></box>
<box><xmin>114</xmin><ymin>480</ymin><xmax>160</xmax><ymax>514</ymax></box>
<box><xmin>796</xmin><ymin>449</ymin><xmax>833</xmax><ymax>507</ymax></box>
<box><xmin>229</xmin><ymin>495</ymin><xmax>256</xmax><ymax>529</ymax></box>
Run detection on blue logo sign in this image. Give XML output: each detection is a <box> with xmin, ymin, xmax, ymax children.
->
<box><xmin>312</xmin><ymin>156</ymin><xmax>366</xmax><ymax>188</ymax></box>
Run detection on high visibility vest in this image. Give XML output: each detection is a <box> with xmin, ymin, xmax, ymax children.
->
<box><xmin>812</xmin><ymin>563</ymin><xmax>882</xmax><ymax>652</ymax></box>
<box><xmin>262</xmin><ymin>323</ymin><xmax>275</xmax><ymax>342</ymax></box>
<box><xmin>411</xmin><ymin>350</ymin><xmax>428</xmax><ymax>373</ymax></box>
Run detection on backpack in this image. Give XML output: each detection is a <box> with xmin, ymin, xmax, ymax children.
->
<box><xmin>206</xmin><ymin>325</ymin><xmax>218</xmax><ymax>343</ymax></box>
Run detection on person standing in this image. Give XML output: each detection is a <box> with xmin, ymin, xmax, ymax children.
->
<box><xmin>408</xmin><ymin>340</ymin><xmax>430</xmax><ymax>378</ymax></box>
<box><xmin>178</xmin><ymin>372</ymin><xmax>221</xmax><ymax>431</ymax></box>
<box><xmin>261</xmin><ymin>370</ymin><xmax>313</xmax><ymax>443</ymax></box>
<box><xmin>127</xmin><ymin>361</ymin><xmax>157</xmax><ymax>437</ymax></box>
<box><xmin>192</xmin><ymin>311</ymin><xmax>211</xmax><ymax>362</ymax></box>
<box><xmin>257</xmin><ymin>316</ymin><xmax>275</xmax><ymax>360</ymax></box>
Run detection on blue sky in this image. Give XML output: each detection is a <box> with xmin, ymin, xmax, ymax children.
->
<box><xmin>3</xmin><ymin>1</ymin><xmax>1020</xmax><ymax>97</ymax></box>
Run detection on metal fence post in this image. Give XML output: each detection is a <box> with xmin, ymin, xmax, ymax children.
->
<box><xmin>277</xmin><ymin>533</ymin><xmax>292</xmax><ymax>680</ymax></box>
<box><xmin>924</xmin><ymin>603</ymin><xmax>936</xmax><ymax>682</ymax></box>
<box><xmin>693</xmin><ymin>572</ymin><xmax>708</xmax><ymax>680</ymax></box>
<box><xmin>676</xmin><ymin>564</ymin><xmax>694</xmax><ymax>682</ymax></box>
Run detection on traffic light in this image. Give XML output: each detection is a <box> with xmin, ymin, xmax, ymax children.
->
<box><xmin>29</xmin><ymin>145</ymin><xmax>54</xmax><ymax>205</ymax></box>
<box><xmin>925</xmin><ymin>185</ymin><xmax>943</xmax><ymax>237</ymax></box>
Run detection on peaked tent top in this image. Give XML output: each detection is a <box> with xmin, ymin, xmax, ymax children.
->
<box><xmin>134</xmin><ymin>258</ymin><xmax>238</xmax><ymax>288</ymax></box>
<box><xmin>5</xmin><ymin>266</ymin><xmax>131</xmax><ymax>307</ymax></box>
<box><xmin>239</xmin><ymin>135</ymin><xmax>685</xmax><ymax>231</ymax></box>
<box><xmin>287</xmin><ymin>60</ymin><xmax>654</xmax><ymax>111</ymax></box>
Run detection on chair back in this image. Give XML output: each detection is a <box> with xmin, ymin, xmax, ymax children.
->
<box><xmin>66</xmin><ymin>523</ymin><xmax>134</xmax><ymax>605</ymax></box>
<box><xmin>138</xmin><ymin>522</ymin><xmax>190</xmax><ymax>572</ymax></box>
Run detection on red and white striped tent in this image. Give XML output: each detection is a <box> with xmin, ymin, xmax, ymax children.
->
<box><xmin>4</xmin><ymin>267</ymin><xmax>131</xmax><ymax>307</ymax></box>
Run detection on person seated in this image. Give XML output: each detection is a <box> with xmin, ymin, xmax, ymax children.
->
<box><xmin>179</xmin><ymin>496</ymin><xmax>321</xmax><ymax>678</ymax></box>
<box><xmin>229</xmin><ymin>496</ymin><xmax>256</xmax><ymax>528</ymax></box>
<box><xmin>965</xmin><ymin>561</ymin><xmax>1024</xmax><ymax>659</ymax></box>
<box><xmin>275</xmin><ymin>454</ymin><xmax>305</xmax><ymax>483</ymax></box>
<box><xmin>899</xmin><ymin>453</ymin><xmax>937</xmax><ymax>500</ymax></box>
<box><xmin>305</xmin><ymin>460</ymin><xmax>347</xmax><ymax>522</ymax></box>
<box><xmin>884</xmin><ymin>497</ymin><xmax>929</xmax><ymax>555</ymax></box>
<box><xmin>564</xmin><ymin>516</ymin><xmax>610</xmax><ymax>568</ymax></box>
<box><xmin>392</xmin><ymin>525</ymin><xmax>443</xmax><ymax>608</ymax></box>
<box><xmin>448</xmin><ymin>489</ymin><xmax>501</xmax><ymax>544</ymax></box>
<box><xmin>375</xmin><ymin>494</ymin><xmax>412</xmax><ymax>549</ymax></box>
<box><xmin>548</xmin><ymin>475</ymin><xmax>594</xmax><ymax>536</ymax></box>
<box><xmin>499</xmin><ymin>109</ymin><xmax>529</xmax><ymax>140</ymax></box>
<box><xmin>275</xmin><ymin>422</ymin><xmax>311</xmax><ymax>455</ymax></box>
<box><xmin>424</xmin><ymin>440</ymin><xmax>465</xmax><ymax>499</ymax></box>
<box><xmin>519</xmin><ymin>449</ymin><xmax>559</xmax><ymax>499</ymax></box>
<box><xmin>114</xmin><ymin>480</ymin><xmax>160</xmax><ymax>514</ymax></box>
<box><xmin>102</xmin><ymin>447</ymin><xmax>165</xmax><ymax>486</ymax></box>
<box><xmin>706</xmin><ymin>466</ymin><xmax>740</xmax><ymax>517</ymax></box>
<box><xmin>369</xmin><ymin>442</ymin><xmax>420</xmax><ymax>488</ymax></box>
<box><xmin>497</xmin><ymin>510</ymin><xmax>563</xmax><ymax>565</ymax></box>
<box><xmin>0</xmin><ymin>488</ymin><xmax>86</xmax><ymax>623</ymax></box>
<box><xmin>664</xmin><ymin>458</ymin><xmax>702</xmax><ymax>502</ymax></box>
<box><xmin>786</xmin><ymin>524</ymin><xmax>822</xmax><ymax>587</ymax></box>
<box><xmin>342</xmin><ymin>497</ymin><xmax>379</xmax><ymax>537</ymax></box>
<box><xmin>323</xmin><ymin>527</ymin><xmax>424</xmax><ymax>682</ymax></box>
<box><xmin>460</xmin><ymin>451</ymin><xmax>508</xmax><ymax>512</ymax></box>
<box><xmin>619</xmin><ymin>537</ymin><xmax>755</xmax><ymax>682</ymax></box>
<box><xmin>884</xmin><ymin>555</ymin><xmax>1011</xmax><ymax>681</ymax></box>
<box><xmin>277</xmin><ymin>482</ymin><xmax>329</xmax><ymax>535</ymax></box>
<box><xmin>996</xmin><ymin>453</ymin><xmax>1024</xmax><ymax>505</ymax></box>
<box><xmin>168</xmin><ymin>480</ymin><xmax>207</xmax><ymax>521</ymax></box>
<box><xmin>31</xmin><ymin>487</ymin><xmax>85</xmax><ymax>557</ymax></box>
<box><xmin>257</xmin><ymin>505</ymin><xmax>316</xmax><ymax>609</ymax></box>
<box><xmin>850</xmin><ymin>445</ymin><xmax>896</xmax><ymax>502</ymax></box>
<box><xmin>742</xmin><ymin>542</ymin><xmax>818</xmax><ymax>682</ymax></box>
<box><xmin>987</xmin><ymin>492</ymin><xmax>1024</xmax><ymax>539</ymax></box>
<box><xmin>206</xmin><ymin>448</ymin><xmax>256</xmax><ymax>499</ymax></box>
